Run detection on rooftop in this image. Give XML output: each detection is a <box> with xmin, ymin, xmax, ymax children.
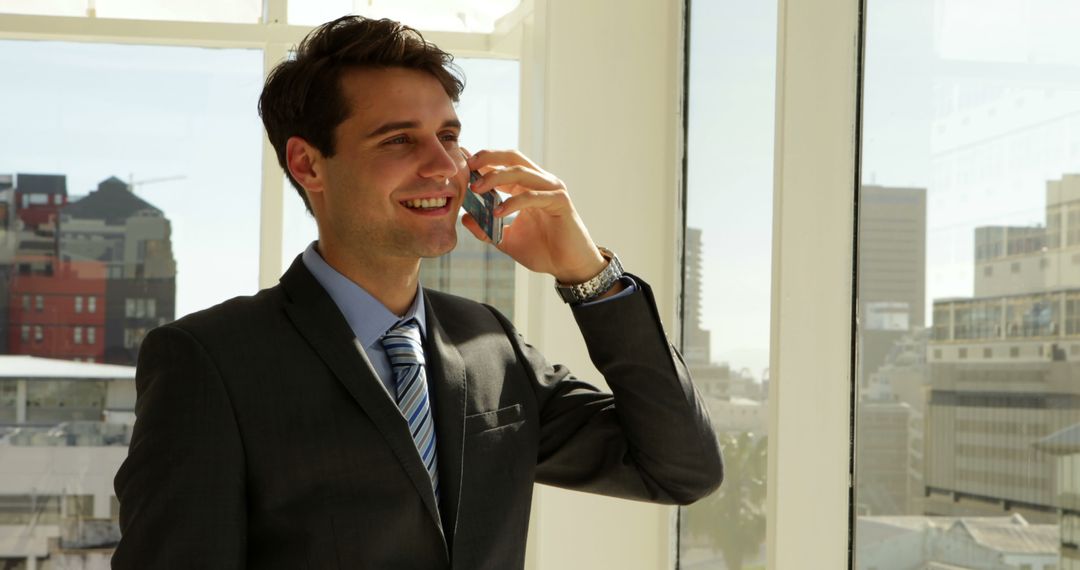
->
<box><xmin>0</xmin><ymin>355</ymin><xmax>135</xmax><ymax>380</ymax></box>
<box><xmin>1035</xmin><ymin>422</ymin><xmax>1080</xmax><ymax>455</ymax></box>
<box><xmin>61</xmin><ymin>176</ymin><xmax>162</xmax><ymax>225</ymax></box>
<box><xmin>858</xmin><ymin>514</ymin><xmax>1058</xmax><ymax>554</ymax></box>
<box><xmin>15</xmin><ymin>173</ymin><xmax>66</xmax><ymax>195</ymax></box>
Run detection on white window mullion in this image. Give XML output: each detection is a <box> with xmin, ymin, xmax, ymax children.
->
<box><xmin>258</xmin><ymin>42</ymin><xmax>290</xmax><ymax>289</ymax></box>
<box><xmin>767</xmin><ymin>0</ymin><xmax>862</xmax><ymax>567</ymax></box>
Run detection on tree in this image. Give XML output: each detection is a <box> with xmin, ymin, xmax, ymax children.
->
<box><xmin>683</xmin><ymin>431</ymin><xmax>768</xmax><ymax>570</ymax></box>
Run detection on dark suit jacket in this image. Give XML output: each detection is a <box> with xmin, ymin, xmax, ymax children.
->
<box><xmin>112</xmin><ymin>257</ymin><xmax>723</xmax><ymax>569</ymax></box>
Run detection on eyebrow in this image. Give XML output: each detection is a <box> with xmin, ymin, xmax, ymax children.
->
<box><xmin>366</xmin><ymin>119</ymin><xmax>462</xmax><ymax>139</ymax></box>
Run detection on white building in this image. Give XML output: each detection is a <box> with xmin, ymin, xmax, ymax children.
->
<box><xmin>0</xmin><ymin>356</ymin><xmax>134</xmax><ymax>570</ymax></box>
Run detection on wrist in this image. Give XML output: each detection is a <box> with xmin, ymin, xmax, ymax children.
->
<box><xmin>553</xmin><ymin>250</ymin><xmax>607</xmax><ymax>285</ymax></box>
<box><xmin>554</xmin><ymin>247</ymin><xmax>625</xmax><ymax>304</ymax></box>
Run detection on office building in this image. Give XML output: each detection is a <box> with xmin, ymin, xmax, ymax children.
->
<box><xmin>925</xmin><ymin>175</ymin><xmax>1080</xmax><ymax>523</ymax></box>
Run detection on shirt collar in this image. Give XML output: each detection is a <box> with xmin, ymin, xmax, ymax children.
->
<box><xmin>301</xmin><ymin>241</ymin><xmax>427</xmax><ymax>348</ymax></box>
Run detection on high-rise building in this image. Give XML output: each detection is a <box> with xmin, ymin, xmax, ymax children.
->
<box><xmin>683</xmin><ymin>227</ymin><xmax>710</xmax><ymax>367</ymax></box>
<box><xmin>924</xmin><ymin>174</ymin><xmax>1080</xmax><ymax>523</ymax></box>
<box><xmin>858</xmin><ymin>185</ymin><xmax>927</xmax><ymax>390</ymax></box>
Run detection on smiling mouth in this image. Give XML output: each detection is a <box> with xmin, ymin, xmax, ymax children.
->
<box><xmin>402</xmin><ymin>197</ymin><xmax>450</xmax><ymax>210</ymax></box>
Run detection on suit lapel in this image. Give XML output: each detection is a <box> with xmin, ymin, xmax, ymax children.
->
<box><xmin>278</xmin><ymin>257</ymin><xmax>446</xmax><ymax>550</ymax></box>
<box><xmin>423</xmin><ymin>292</ymin><xmax>467</xmax><ymax>553</ymax></box>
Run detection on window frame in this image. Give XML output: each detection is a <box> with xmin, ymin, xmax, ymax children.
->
<box><xmin>765</xmin><ymin>0</ymin><xmax>861</xmax><ymax>567</ymax></box>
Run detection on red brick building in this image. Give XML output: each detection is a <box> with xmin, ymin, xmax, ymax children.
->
<box><xmin>7</xmin><ymin>258</ymin><xmax>107</xmax><ymax>362</ymax></box>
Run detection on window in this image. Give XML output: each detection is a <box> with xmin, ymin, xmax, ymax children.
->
<box><xmin>855</xmin><ymin>0</ymin><xmax>1080</xmax><ymax>567</ymax></box>
<box><xmin>35</xmin><ymin>295</ymin><xmax>43</xmax><ymax>311</ymax></box>
<box><xmin>125</xmin><ymin>298</ymin><xmax>135</xmax><ymax>318</ymax></box>
<box><xmin>75</xmin><ymin>295</ymin><xmax>83</xmax><ymax>313</ymax></box>
<box><xmin>74</xmin><ymin>326</ymin><xmax>82</xmax><ymax>344</ymax></box>
<box><xmin>21</xmin><ymin>294</ymin><xmax>29</xmax><ymax>310</ymax></box>
<box><xmin>34</xmin><ymin>326</ymin><xmax>43</xmax><ymax>342</ymax></box>
<box><xmin>88</xmin><ymin>296</ymin><xmax>96</xmax><ymax>313</ymax></box>
<box><xmin>20</xmin><ymin>326</ymin><xmax>29</xmax><ymax>342</ymax></box>
<box><xmin>87</xmin><ymin>327</ymin><xmax>96</xmax><ymax>345</ymax></box>
<box><xmin>678</xmin><ymin>1</ymin><xmax>776</xmax><ymax>567</ymax></box>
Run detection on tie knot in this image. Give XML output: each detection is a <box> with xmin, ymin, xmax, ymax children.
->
<box><xmin>381</xmin><ymin>318</ymin><xmax>425</xmax><ymax>367</ymax></box>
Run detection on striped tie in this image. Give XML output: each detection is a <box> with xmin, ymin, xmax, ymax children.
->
<box><xmin>381</xmin><ymin>318</ymin><xmax>440</xmax><ymax>500</ymax></box>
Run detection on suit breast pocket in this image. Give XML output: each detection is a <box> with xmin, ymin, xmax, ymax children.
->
<box><xmin>464</xmin><ymin>403</ymin><xmax>525</xmax><ymax>436</ymax></box>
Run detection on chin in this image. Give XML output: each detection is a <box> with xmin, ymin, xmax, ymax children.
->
<box><xmin>419</xmin><ymin>235</ymin><xmax>457</xmax><ymax>258</ymax></box>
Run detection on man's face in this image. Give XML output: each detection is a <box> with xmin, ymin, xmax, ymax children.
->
<box><xmin>316</xmin><ymin>66</ymin><xmax>465</xmax><ymax>262</ymax></box>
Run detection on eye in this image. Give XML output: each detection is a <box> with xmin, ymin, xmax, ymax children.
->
<box><xmin>384</xmin><ymin>135</ymin><xmax>411</xmax><ymax>145</ymax></box>
<box><xmin>440</xmin><ymin>132</ymin><xmax>460</xmax><ymax>143</ymax></box>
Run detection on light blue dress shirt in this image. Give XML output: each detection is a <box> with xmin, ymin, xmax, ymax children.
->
<box><xmin>302</xmin><ymin>242</ymin><xmax>427</xmax><ymax>397</ymax></box>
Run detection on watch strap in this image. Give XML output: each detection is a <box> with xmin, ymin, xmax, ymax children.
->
<box><xmin>554</xmin><ymin>247</ymin><xmax>625</xmax><ymax>304</ymax></box>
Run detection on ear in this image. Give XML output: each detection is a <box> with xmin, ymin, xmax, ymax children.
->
<box><xmin>285</xmin><ymin>136</ymin><xmax>326</xmax><ymax>195</ymax></box>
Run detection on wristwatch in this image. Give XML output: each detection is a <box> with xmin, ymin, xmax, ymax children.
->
<box><xmin>554</xmin><ymin>247</ymin><xmax>625</xmax><ymax>304</ymax></box>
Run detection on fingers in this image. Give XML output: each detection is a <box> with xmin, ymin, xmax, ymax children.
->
<box><xmin>471</xmin><ymin>165</ymin><xmax>563</xmax><ymax>195</ymax></box>
<box><xmin>494</xmin><ymin>189</ymin><xmax>569</xmax><ymax>218</ymax></box>
<box><xmin>468</xmin><ymin>149</ymin><xmax>541</xmax><ymax>172</ymax></box>
<box><xmin>460</xmin><ymin>211</ymin><xmax>491</xmax><ymax>243</ymax></box>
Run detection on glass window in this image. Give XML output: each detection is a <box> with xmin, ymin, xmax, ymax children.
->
<box><xmin>0</xmin><ymin>37</ymin><xmax>261</xmax><ymax>561</ymax></box>
<box><xmin>679</xmin><ymin>0</ymin><xmax>777</xmax><ymax>568</ymax></box>
<box><xmin>855</xmin><ymin>0</ymin><xmax>1080</xmax><ymax>567</ymax></box>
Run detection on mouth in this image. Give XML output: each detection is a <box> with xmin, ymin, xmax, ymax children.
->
<box><xmin>399</xmin><ymin>194</ymin><xmax>455</xmax><ymax>216</ymax></box>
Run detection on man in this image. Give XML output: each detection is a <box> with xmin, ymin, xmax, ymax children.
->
<box><xmin>113</xmin><ymin>15</ymin><xmax>722</xmax><ymax>570</ymax></box>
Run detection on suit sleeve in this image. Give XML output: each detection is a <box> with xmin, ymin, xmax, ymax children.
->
<box><xmin>492</xmin><ymin>276</ymin><xmax>724</xmax><ymax>505</ymax></box>
<box><xmin>112</xmin><ymin>325</ymin><xmax>247</xmax><ymax>569</ymax></box>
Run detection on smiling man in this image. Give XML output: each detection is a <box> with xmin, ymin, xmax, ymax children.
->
<box><xmin>112</xmin><ymin>16</ymin><xmax>723</xmax><ymax>570</ymax></box>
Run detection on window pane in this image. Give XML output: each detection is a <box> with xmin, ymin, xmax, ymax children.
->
<box><xmin>288</xmin><ymin>0</ymin><xmax>521</xmax><ymax>32</ymax></box>
<box><xmin>0</xmin><ymin>40</ymin><xmax>262</xmax><ymax>566</ymax></box>
<box><xmin>280</xmin><ymin>58</ymin><xmax>520</xmax><ymax>319</ymax></box>
<box><xmin>0</xmin><ymin>0</ymin><xmax>262</xmax><ymax>23</ymax></box>
<box><xmin>855</xmin><ymin>0</ymin><xmax>1080</xmax><ymax>568</ymax></box>
<box><xmin>678</xmin><ymin>0</ymin><xmax>776</xmax><ymax>568</ymax></box>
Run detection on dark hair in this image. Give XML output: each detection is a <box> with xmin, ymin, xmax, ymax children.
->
<box><xmin>258</xmin><ymin>16</ymin><xmax>465</xmax><ymax>213</ymax></box>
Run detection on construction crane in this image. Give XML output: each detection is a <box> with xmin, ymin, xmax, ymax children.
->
<box><xmin>126</xmin><ymin>174</ymin><xmax>186</xmax><ymax>192</ymax></box>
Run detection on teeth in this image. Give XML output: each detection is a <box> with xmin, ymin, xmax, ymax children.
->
<box><xmin>405</xmin><ymin>197</ymin><xmax>447</xmax><ymax>209</ymax></box>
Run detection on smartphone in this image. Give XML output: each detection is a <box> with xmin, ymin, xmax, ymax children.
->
<box><xmin>462</xmin><ymin>169</ymin><xmax>504</xmax><ymax>245</ymax></box>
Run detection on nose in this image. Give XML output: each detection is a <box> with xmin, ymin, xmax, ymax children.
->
<box><xmin>417</xmin><ymin>137</ymin><xmax>460</xmax><ymax>182</ymax></box>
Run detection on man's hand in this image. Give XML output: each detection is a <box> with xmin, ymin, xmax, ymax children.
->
<box><xmin>460</xmin><ymin>149</ymin><xmax>608</xmax><ymax>285</ymax></box>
